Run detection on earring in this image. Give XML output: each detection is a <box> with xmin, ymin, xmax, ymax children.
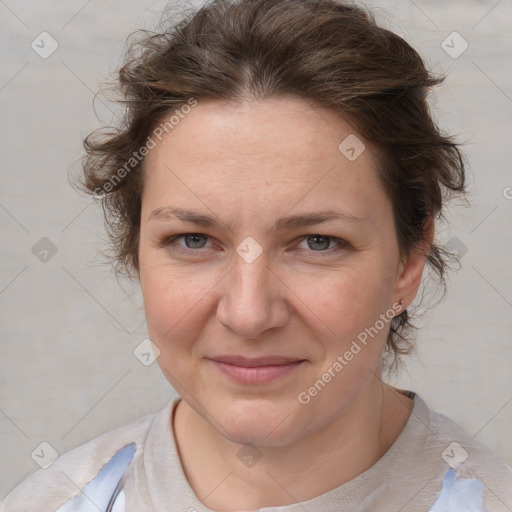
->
<box><xmin>399</xmin><ymin>299</ymin><xmax>405</xmax><ymax>310</ymax></box>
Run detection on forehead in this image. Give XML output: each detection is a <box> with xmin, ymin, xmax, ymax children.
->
<box><xmin>141</xmin><ymin>96</ymin><xmax>390</xmax><ymax>226</ymax></box>
<box><xmin>145</xmin><ymin>96</ymin><xmax>366</xmax><ymax>170</ymax></box>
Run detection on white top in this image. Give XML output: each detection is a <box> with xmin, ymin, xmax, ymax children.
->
<box><xmin>2</xmin><ymin>390</ymin><xmax>511</xmax><ymax>512</ymax></box>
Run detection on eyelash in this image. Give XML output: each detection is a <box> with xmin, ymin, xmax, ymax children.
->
<box><xmin>158</xmin><ymin>233</ymin><xmax>349</xmax><ymax>256</ymax></box>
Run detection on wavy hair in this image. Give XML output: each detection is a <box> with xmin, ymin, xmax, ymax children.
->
<box><xmin>75</xmin><ymin>0</ymin><xmax>467</xmax><ymax>373</ymax></box>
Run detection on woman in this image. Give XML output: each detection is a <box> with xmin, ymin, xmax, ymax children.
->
<box><xmin>2</xmin><ymin>0</ymin><xmax>510</xmax><ymax>511</ymax></box>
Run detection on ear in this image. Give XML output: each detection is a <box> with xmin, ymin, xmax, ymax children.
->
<box><xmin>393</xmin><ymin>216</ymin><xmax>434</xmax><ymax>308</ymax></box>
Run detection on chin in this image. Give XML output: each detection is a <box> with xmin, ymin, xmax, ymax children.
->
<box><xmin>212</xmin><ymin>397</ymin><xmax>311</xmax><ymax>447</ymax></box>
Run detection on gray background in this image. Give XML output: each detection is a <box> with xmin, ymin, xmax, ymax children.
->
<box><xmin>1</xmin><ymin>0</ymin><xmax>511</xmax><ymax>497</ymax></box>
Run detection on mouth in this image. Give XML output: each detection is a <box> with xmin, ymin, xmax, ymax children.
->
<box><xmin>207</xmin><ymin>356</ymin><xmax>306</xmax><ymax>385</ymax></box>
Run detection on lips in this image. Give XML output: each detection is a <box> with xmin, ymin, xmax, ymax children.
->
<box><xmin>208</xmin><ymin>356</ymin><xmax>306</xmax><ymax>385</ymax></box>
<box><xmin>209</xmin><ymin>355</ymin><xmax>305</xmax><ymax>367</ymax></box>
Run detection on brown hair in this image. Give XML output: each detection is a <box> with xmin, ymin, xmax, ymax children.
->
<box><xmin>75</xmin><ymin>0</ymin><xmax>467</xmax><ymax>372</ymax></box>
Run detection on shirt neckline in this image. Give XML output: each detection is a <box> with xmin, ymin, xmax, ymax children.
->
<box><xmin>143</xmin><ymin>390</ymin><xmax>431</xmax><ymax>511</ymax></box>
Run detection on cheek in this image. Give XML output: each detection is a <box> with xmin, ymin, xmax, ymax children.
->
<box><xmin>140</xmin><ymin>267</ymin><xmax>214</xmax><ymax>394</ymax></box>
<box><xmin>304</xmin><ymin>260</ymin><xmax>394</xmax><ymax>335</ymax></box>
<box><xmin>140</xmin><ymin>262</ymin><xmax>212</xmax><ymax>350</ymax></box>
<box><xmin>298</xmin><ymin>262</ymin><xmax>397</xmax><ymax>390</ymax></box>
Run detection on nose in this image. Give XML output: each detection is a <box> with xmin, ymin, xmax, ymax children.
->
<box><xmin>215</xmin><ymin>250</ymin><xmax>291</xmax><ymax>339</ymax></box>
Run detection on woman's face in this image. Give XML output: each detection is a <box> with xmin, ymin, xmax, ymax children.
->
<box><xmin>138</xmin><ymin>96</ymin><xmax>426</xmax><ymax>446</ymax></box>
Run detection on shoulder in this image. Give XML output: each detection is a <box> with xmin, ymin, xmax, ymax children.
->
<box><xmin>417</xmin><ymin>394</ymin><xmax>512</xmax><ymax>510</ymax></box>
<box><xmin>0</xmin><ymin>404</ymin><xmax>165</xmax><ymax>512</ymax></box>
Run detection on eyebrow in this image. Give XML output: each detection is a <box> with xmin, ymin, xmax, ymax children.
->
<box><xmin>148</xmin><ymin>207</ymin><xmax>368</xmax><ymax>232</ymax></box>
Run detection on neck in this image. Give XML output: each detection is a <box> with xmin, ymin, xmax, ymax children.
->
<box><xmin>172</xmin><ymin>379</ymin><xmax>413</xmax><ymax>511</ymax></box>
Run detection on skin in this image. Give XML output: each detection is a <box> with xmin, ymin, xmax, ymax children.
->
<box><xmin>137</xmin><ymin>95</ymin><xmax>432</xmax><ymax>511</ymax></box>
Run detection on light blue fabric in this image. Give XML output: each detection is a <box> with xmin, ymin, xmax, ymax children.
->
<box><xmin>110</xmin><ymin>489</ymin><xmax>126</xmax><ymax>512</ymax></box>
<box><xmin>52</xmin><ymin>443</ymin><xmax>135</xmax><ymax>512</ymax></box>
<box><xmin>428</xmin><ymin>468</ymin><xmax>485</xmax><ymax>512</ymax></box>
<box><xmin>50</xmin><ymin>441</ymin><xmax>487</xmax><ymax>512</ymax></box>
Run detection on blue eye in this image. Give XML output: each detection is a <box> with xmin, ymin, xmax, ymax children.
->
<box><xmin>159</xmin><ymin>233</ymin><xmax>211</xmax><ymax>251</ymax></box>
<box><xmin>159</xmin><ymin>233</ymin><xmax>348</xmax><ymax>256</ymax></box>
<box><xmin>298</xmin><ymin>235</ymin><xmax>344</xmax><ymax>252</ymax></box>
<box><xmin>179</xmin><ymin>233</ymin><xmax>209</xmax><ymax>249</ymax></box>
